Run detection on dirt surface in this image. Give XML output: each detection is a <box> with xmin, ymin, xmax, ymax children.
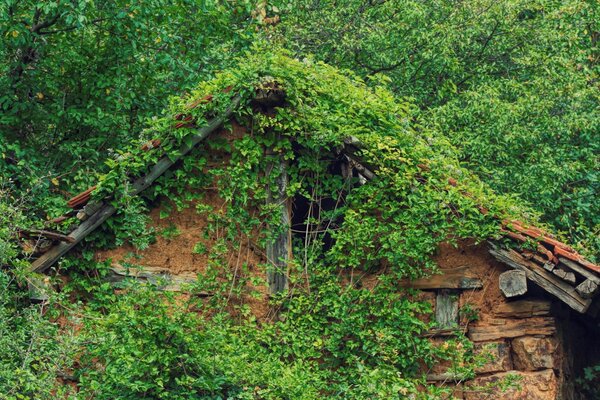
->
<box><xmin>434</xmin><ymin>240</ymin><xmax>508</xmax><ymax>323</ymax></box>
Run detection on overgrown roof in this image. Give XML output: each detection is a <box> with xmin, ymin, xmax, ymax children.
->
<box><xmin>24</xmin><ymin>50</ymin><xmax>599</xmax><ymax>312</ymax></box>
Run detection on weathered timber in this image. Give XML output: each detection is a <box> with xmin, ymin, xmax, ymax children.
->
<box><xmin>29</xmin><ymin>204</ymin><xmax>117</xmax><ymax>273</ymax></box>
<box><xmin>28</xmin><ymin>96</ymin><xmax>241</xmax><ymax>273</ymax></box>
<box><xmin>543</xmin><ymin>262</ymin><xmax>555</xmax><ymax>272</ymax></box>
<box><xmin>344</xmin><ymin>153</ymin><xmax>375</xmax><ymax>181</ymax></box>
<box><xmin>342</xmin><ymin>136</ymin><xmax>377</xmax><ymax>180</ymax></box>
<box><xmin>576</xmin><ymin>279</ymin><xmax>599</xmax><ymax>299</ymax></box>
<box><xmin>559</xmin><ymin>257</ymin><xmax>600</xmax><ymax>284</ymax></box>
<box><xmin>46</xmin><ymin>210</ymin><xmax>76</xmax><ymax>225</ymax></box>
<box><xmin>400</xmin><ymin>266</ymin><xmax>483</xmax><ymax>290</ymax></box>
<box><xmin>107</xmin><ymin>264</ymin><xmax>210</xmax><ymax>294</ymax></box>
<box><xmin>499</xmin><ymin>270</ymin><xmax>527</xmax><ymax>298</ymax></box>
<box><xmin>494</xmin><ymin>300</ymin><xmax>551</xmax><ymax>318</ymax></box>
<box><xmin>76</xmin><ymin>201</ymin><xmax>104</xmax><ymax>221</ymax></box>
<box><xmin>468</xmin><ymin>318</ymin><xmax>556</xmax><ymax>341</ymax></box>
<box><xmin>420</xmin><ymin>327</ymin><xmax>463</xmax><ymax>338</ymax></box>
<box><xmin>553</xmin><ymin>268</ymin><xmax>576</xmax><ymax>284</ymax></box>
<box><xmin>20</xmin><ymin>228</ymin><xmax>75</xmax><ymax>243</ymax></box>
<box><xmin>265</xmin><ymin>143</ymin><xmax>291</xmax><ymax>295</ymax></box>
<box><xmin>435</xmin><ymin>290</ymin><xmax>459</xmax><ymax>328</ymax></box>
<box><xmin>489</xmin><ymin>245</ymin><xmax>591</xmax><ymax>313</ymax></box>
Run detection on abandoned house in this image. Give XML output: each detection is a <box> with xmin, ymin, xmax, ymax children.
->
<box><xmin>22</xmin><ymin>56</ymin><xmax>600</xmax><ymax>399</ymax></box>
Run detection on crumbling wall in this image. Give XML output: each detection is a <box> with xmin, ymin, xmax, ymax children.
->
<box><xmin>96</xmin><ymin>123</ymin><xmax>273</xmax><ymax>320</ymax></box>
<box><xmin>423</xmin><ymin>241</ymin><xmax>562</xmax><ymax>399</ymax></box>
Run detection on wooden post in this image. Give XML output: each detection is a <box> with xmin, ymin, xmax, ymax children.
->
<box><xmin>266</xmin><ymin>148</ymin><xmax>291</xmax><ymax>295</ymax></box>
<box><xmin>435</xmin><ymin>290</ymin><xmax>459</xmax><ymax>328</ymax></box>
<box><xmin>499</xmin><ymin>270</ymin><xmax>528</xmax><ymax>298</ymax></box>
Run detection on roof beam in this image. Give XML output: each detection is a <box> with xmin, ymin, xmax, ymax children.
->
<box><xmin>489</xmin><ymin>244</ymin><xmax>591</xmax><ymax>313</ymax></box>
<box><xmin>28</xmin><ymin>96</ymin><xmax>241</xmax><ymax>273</ymax></box>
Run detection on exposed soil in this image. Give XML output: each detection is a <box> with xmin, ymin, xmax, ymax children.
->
<box><xmin>434</xmin><ymin>240</ymin><xmax>508</xmax><ymax>323</ymax></box>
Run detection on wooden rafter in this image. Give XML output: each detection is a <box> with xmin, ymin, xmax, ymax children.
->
<box><xmin>28</xmin><ymin>95</ymin><xmax>241</xmax><ymax>273</ymax></box>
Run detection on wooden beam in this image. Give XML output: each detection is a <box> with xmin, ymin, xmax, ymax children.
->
<box><xmin>20</xmin><ymin>229</ymin><xmax>75</xmax><ymax>243</ymax></box>
<box><xmin>499</xmin><ymin>270</ymin><xmax>527</xmax><ymax>298</ymax></box>
<box><xmin>28</xmin><ymin>96</ymin><xmax>241</xmax><ymax>273</ymax></box>
<box><xmin>576</xmin><ymin>279</ymin><xmax>599</xmax><ymax>299</ymax></box>
<box><xmin>29</xmin><ymin>204</ymin><xmax>117</xmax><ymax>272</ymax></box>
<box><xmin>76</xmin><ymin>201</ymin><xmax>104</xmax><ymax>221</ymax></box>
<box><xmin>342</xmin><ymin>137</ymin><xmax>377</xmax><ymax>180</ymax></box>
<box><xmin>420</xmin><ymin>327</ymin><xmax>463</xmax><ymax>338</ymax></box>
<box><xmin>489</xmin><ymin>245</ymin><xmax>591</xmax><ymax>313</ymax></box>
<box><xmin>399</xmin><ymin>266</ymin><xmax>483</xmax><ymax>290</ymax></box>
<box><xmin>265</xmin><ymin>142</ymin><xmax>290</xmax><ymax>295</ymax></box>
<box><xmin>468</xmin><ymin>318</ymin><xmax>556</xmax><ymax>341</ymax></box>
<box><xmin>559</xmin><ymin>257</ymin><xmax>600</xmax><ymax>284</ymax></box>
<box><xmin>344</xmin><ymin>154</ymin><xmax>376</xmax><ymax>181</ymax></box>
<box><xmin>494</xmin><ymin>300</ymin><xmax>551</xmax><ymax>318</ymax></box>
<box><xmin>106</xmin><ymin>263</ymin><xmax>211</xmax><ymax>294</ymax></box>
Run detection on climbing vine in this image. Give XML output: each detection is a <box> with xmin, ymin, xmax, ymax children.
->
<box><xmin>56</xmin><ymin>48</ymin><xmax>540</xmax><ymax>397</ymax></box>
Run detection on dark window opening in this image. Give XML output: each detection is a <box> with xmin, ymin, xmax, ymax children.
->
<box><xmin>290</xmin><ymin>153</ymin><xmax>353</xmax><ymax>256</ymax></box>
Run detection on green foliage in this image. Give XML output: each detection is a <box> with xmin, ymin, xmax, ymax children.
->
<box><xmin>192</xmin><ymin>241</ymin><xmax>208</xmax><ymax>255</ymax></box>
<box><xmin>95</xmin><ymin>49</ymin><xmax>513</xmax><ymax>273</ymax></box>
<box><xmin>578</xmin><ymin>364</ymin><xmax>600</xmax><ymax>399</ymax></box>
<box><xmin>429</xmin><ymin>75</ymin><xmax>599</xmax><ymax>257</ymax></box>
<box><xmin>0</xmin><ymin>272</ymin><xmax>75</xmax><ymax>399</ymax></box>
<box><xmin>0</xmin><ymin>1</ymin><xmax>597</xmax><ymax>397</ymax></box>
<box><xmin>0</xmin><ymin>0</ymin><xmax>258</xmax><ymax>230</ymax></box>
<box><xmin>271</xmin><ymin>0</ymin><xmax>599</xmax><ymax>256</ymax></box>
<box><xmin>27</xmin><ymin>49</ymin><xmax>505</xmax><ymax>398</ymax></box>
<box><xmin>69</xmin><ymin>273</ymin><xmax>457</xmax><ymax>399</ymax></box>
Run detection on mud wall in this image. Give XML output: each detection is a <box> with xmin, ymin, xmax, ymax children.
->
<box><xmin>425</xmin><ymin>242</ymin><xmax>564</xmax><ymax>399</ymax></box>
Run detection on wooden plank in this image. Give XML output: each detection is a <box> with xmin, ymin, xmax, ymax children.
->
<box><xmin>559</xmin><ymin>257</ymin><xmax>600</xmax><ymax>284</ymax></box>
<box><xmin>107</xmin><ymin>264</ymin><xmax>210</xmax><ymax>294</ymax></box>
<box><xmin>499</xmin><ymin>270</ymin><xmax>527</xmax><ymax>298</ymax></box>
<box><xmin>435</xmin><ymin>290</ymin><xmax>459</xmax><ymax>328</ymax></box>
<box><xmin>420</xmin><ymin>327</ymin><xmax>464</xmax><ymax>338</ymax></box>
<box><xmin>489</xmin><ymin>245</ymin><xmax>591</xmax><ymax>313</ymax></box>
<box><xmin>29</xmin><ymin>96</ymin><xmax>241</xmax><ymax>273</ymax></box>
<box><xmin>265</xmin><ymin>142</ymin><xmax>290</xmax><ymax>295</ymax></box>
<box><xmin>29</xmin><ymin>204</ymin><xmax>117</xmax><ymax>272</ymax></box>
<box><xmin>77</xmin><ymin>201</ymin><xmax>104</xmax><ymax>221</ymax></box>
<box><xmin>400</xmin><ymin>266</ymin><xmax>483</xmax><ymax>290</ymax></box>
<box><xmin>553</xmin><ymin>268</ymin><xmax>576</xmax><ymax>284</ymax></box>
<box><xmin>576</xmin><ymin>279</ymin><xmax>599</xmax><ymax>299</ymax></box>
<box><xmin>468</xmin><ymin>318</ymin><xmax>556</xmax><ymax>341</ymax></box>
<box><xmin>342</xmin><ymin>137</ymin><xmax>377</xmax><ymax>180</ymax></box>
<box><xmin>20</xmin><ymin>229</ymin><xmax>75</xmax><ymax>243</ymax></box>
<box><xmin>344</xmin><ymin>153</ymin><xmax>375</xmax><ymax>181</ymax></box>
<box><xmin>494</xmin><ymin>300</ymin><xmax>551</xmax><ymax>318</ymax></box>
